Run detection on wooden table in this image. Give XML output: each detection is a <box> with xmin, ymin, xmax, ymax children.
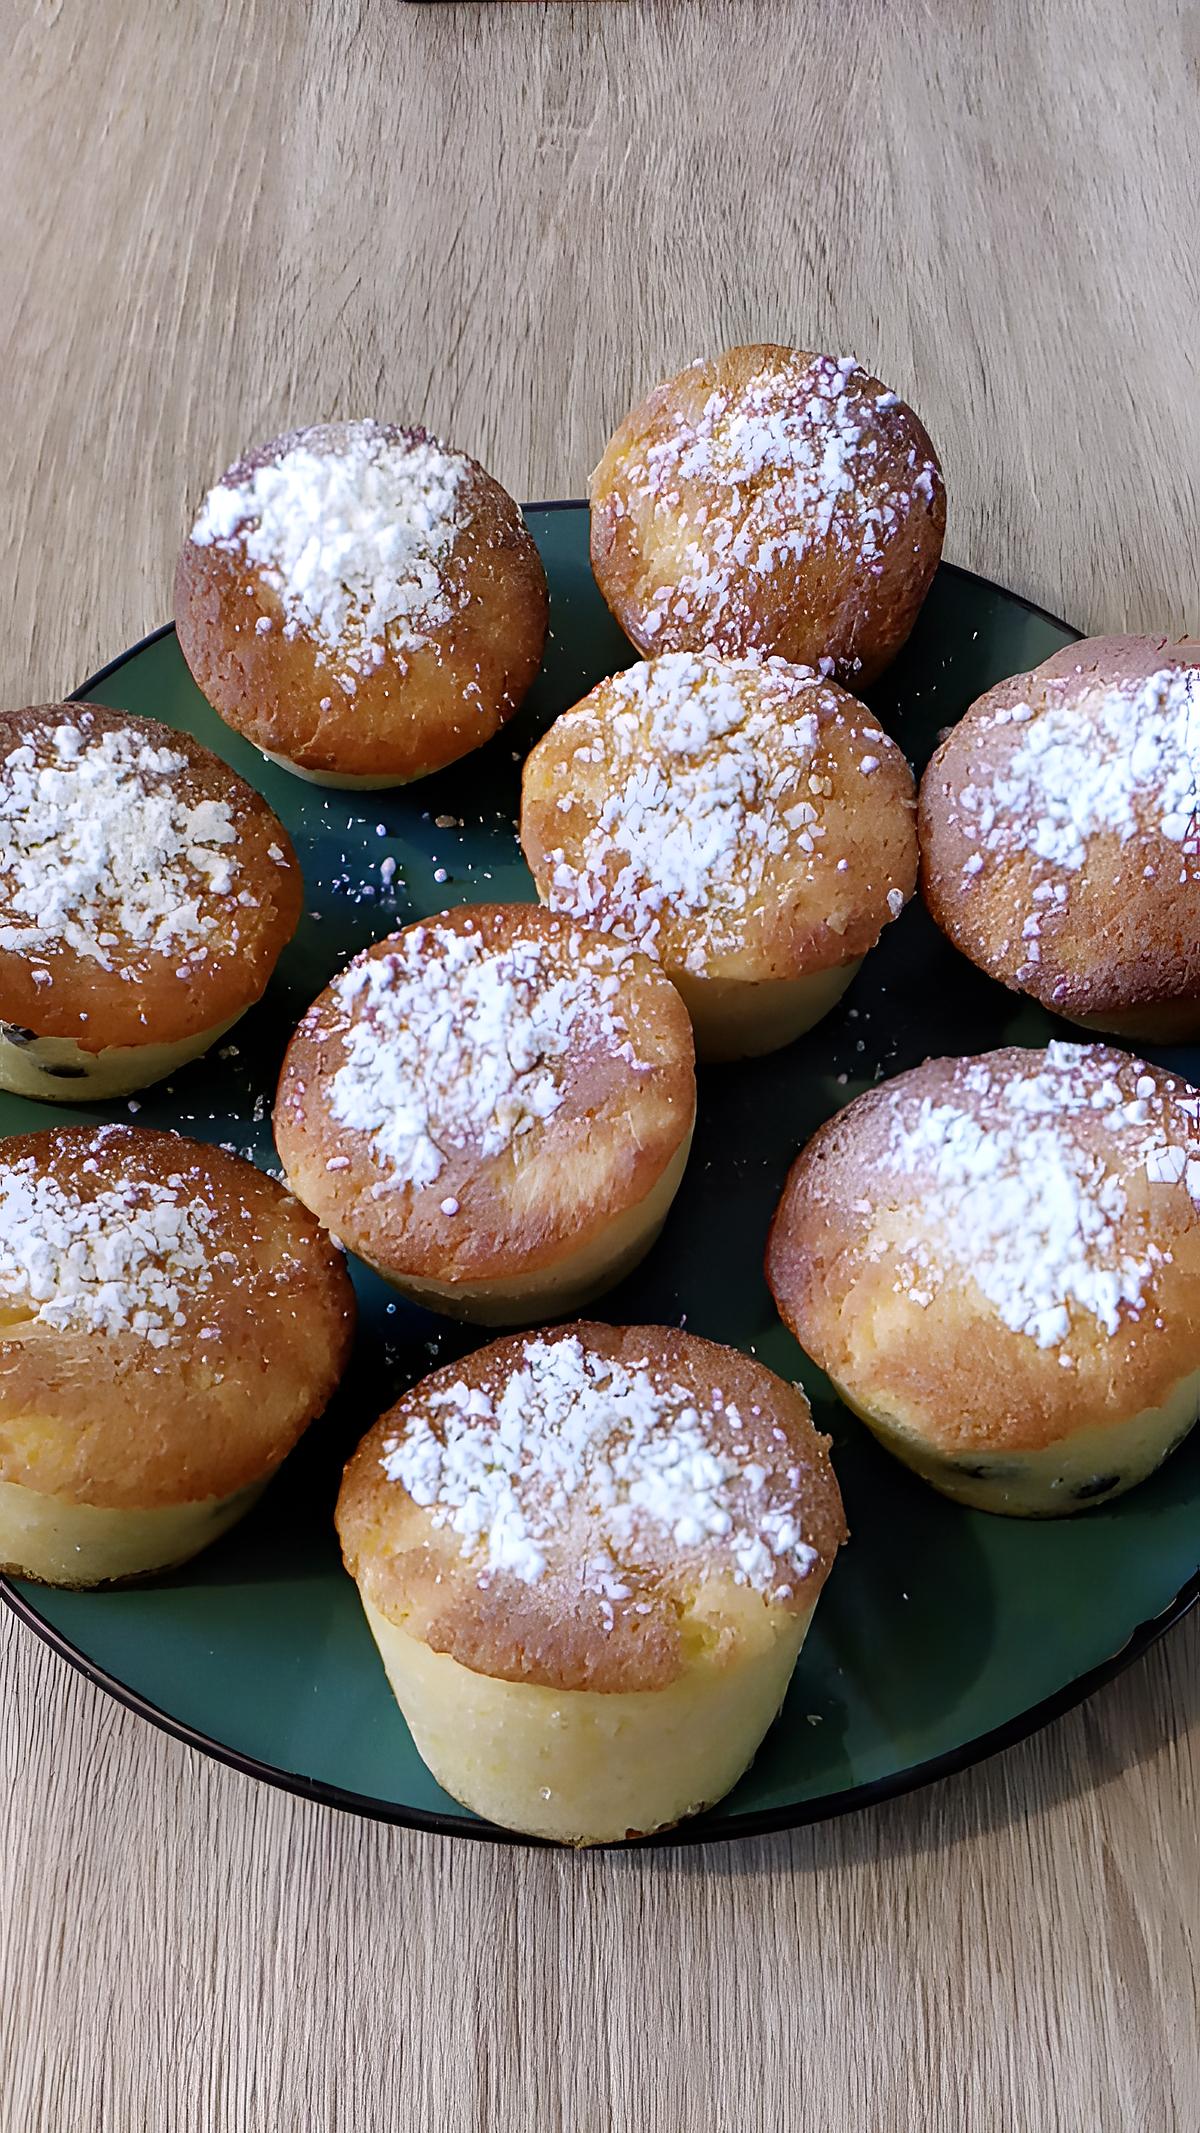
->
<box><xmin>2</xmin><ymin>5</ymin><xmax>1198</xmax><ymax>2126</ymax></box>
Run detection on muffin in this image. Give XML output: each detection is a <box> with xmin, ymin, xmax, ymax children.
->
<box><xmin>176</xmin><ymin>420</ymin><xmax>548</xmax><ymax>787</ymax></box>
<box><xmin>274</xmin><ymin>904</ymin><xmax>696</xmax><ymax>1323</ymax></box>
<box><xmin>766</xmin><ymin>1042</ymin><xmax>1200</xmax><ymax>1517</ymax></box>
<box><xmin>920</xmin><ymin>636</ymin><xmax>1200</xmax><ymax>1040</ymax></box>
<box><xmin>0</xmin><ymin>704</ymin><xmax>301</xmax><ymax>1100</ymax></box>
<box><xmin>336</xmin><ymin>1321</ymin><xmax>846</xmax><ymax>1843</ymax></box>
<box><xmin>590</xmin><ymin>345</ymin><xmax>945</xmax><ymax>684</ymax></box>
<box><xmin>520</xmin><ymin>651</ymin><xmax>917</xmax><ymax>1060</ymax></box>
<box><xmin>0</xmin><ymin>1124</ymin><xmax>355</xmax><ymax>1586</ymax></box>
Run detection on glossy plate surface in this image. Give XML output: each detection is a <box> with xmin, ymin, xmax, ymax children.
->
<box><xmin>3</xmin><ymin>503</ymin><xmax>1197</xmax><ymax>1846</ymax></box>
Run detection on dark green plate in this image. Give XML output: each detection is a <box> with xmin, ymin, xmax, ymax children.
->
<box><xmin>3</xmin><ymin>503</ymin><xmax>1198</xmax><ymax>1847</ymax></box>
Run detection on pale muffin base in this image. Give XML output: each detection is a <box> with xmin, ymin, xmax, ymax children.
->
<box><xmin>365</xmin><ymin>1128</ymin><xmax>693</xmax><ymax>1327</ymax></box>
<box><xmin>0</xmin><ymin>1472</ymin><xmax>268</xmax><ymax>1587</ymax></box>
<box><xmin>261</xmin><ymin>748</ymin><xmax>418</xmax><ymax>791</ymax></box>
<box><xmin>361</xmin><ymin>1594</ymin><xmax>816</xmax><ymax>1843</ymax></box>
<box><xmin>0</xmin><ymin>1013</ymin><xmax>242</xmax><ymax>1103</ymax></box>
<box><xmin>835</xmin><ymin>1365</ymin><xmax>1200</xmax><ymax>1517</ymax></box>
<box><xmin>671</xmin><ymin>960</ymin><xmax>862</xmax><ymax>1063</ymax></box>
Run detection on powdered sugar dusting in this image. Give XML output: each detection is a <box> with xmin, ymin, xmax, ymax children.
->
<box><xmin>191</xmin><ymin>422</ymin><xmax>467</xmax><ymax>688</ymax></box>
<box><xmin>328</xmin><ymin>923</ymin><xmax>644</xmax><ymax>1189</ymax></box>
<box><xmin>541</xmin><ymin>652</ymin><xmax>900</xmax><ymax>973</ymax></box>
<box><xmin>954</xmin><ymin>665</ymin><xmax>1200</xmax><ymax>971</ymax></box>
<box><xmin>627</xmin><ymin>353</ymin><xmax>941</xmax><ymax>643</ymax></box>
<box><xmin>0</xmin><ymin>716</ymin><xmax>238</xmax><ymax>969</ymax></box>
<box><xmin>0</xmin><ymin>1155</ymin><xmax>217</xmax><ymax>1347</ymax></box>
<box><xmin>381</xmin><ymin>1333</ymin><xmax>819</xmax><ymax>1596</ymax></box>
<box><xmin>881</xmin><ymin>1044</ymin><xmax>1200</xmax><ymax>1352</ymax></box>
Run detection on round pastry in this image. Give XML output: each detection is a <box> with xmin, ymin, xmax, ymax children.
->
<box><xmin>766</xmin><ymin>1042</ymin><xmax>1200</xmax><ymax>1517</ymax></box>
<box><xmin>920</xmin><ymin>636</ymin><xmax>1200</xmax><ymax>1040</ymax></box>
<box><xmin>0</xmin><ymin>704</ymin><xmax>302</xmax><ymax>1101</ymax></box>
<box><xmin>590</xmin><ymin>345</ymin><xmax>945</xmax><ymax>683</ymax></box>
<box><xmin>520</xmin><ymin>651</ymin><xmax>917</xmax><ymax>1060</ymax></box>
<box><xmin>336</xmin><ymin>1320</ymin><xmax>846</xmax><ymax>1843</ymax></box>
<box><xmin>176</xmin><ymin>420</ymin><xmax>549</xmax><ymax>788</ymax></box>
<box><xmin>274</xmin><ymin>903</ymin><xmax>696</xmax><ymax>1324</ymax></box>
<box><xmin>0</xmin><ymin>1123</ymin><xmax>355</xmax><ymax>1587</ymax></box>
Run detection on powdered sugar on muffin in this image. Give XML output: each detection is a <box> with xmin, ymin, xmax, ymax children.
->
<box><xmin>879</xmin><ymin>1043</ymin><xmax>1200</xmax><ymax>1353</ymax></box>
<box><xmin>532</xmin><ymin>652</ymin><xmax>910</xmax><ymax>974</ymax></box>
<box><xmin>327</xmin><ymin>922</ymin><xmax>645</xmax><ymax>1190</ymax></box>
<box><xmin>591</xmin><ymin>348</ymin><xmax>944</xmax><ymax>678</ymax></box>
<box><xmin>949</xmin><ymin>663</ymin><xmax>1200</xmax><ymax>973</ymax></box>
<box><xmin>190</xmin><ymin>421</ymin><xmax>468</xmax><ymax>690</ymax></box>
<box><xmin>0</xmin><ymin>1149</ymin><xmax>219</xmax><ymax>1347</ymax></box>
<box><xmin>0</xmin><ymin>714</ymin><xmax>238</xmax><ymax>970</ymax></box>
<box><xmin>635</xmin><ymin>353</ymin><xmax>938</xmax><ymax>639</ymax></box>
<box><xmin>381</xmin><ymin>1330</ymin><xmax>822</xmax><ymax>1599</ymax></box>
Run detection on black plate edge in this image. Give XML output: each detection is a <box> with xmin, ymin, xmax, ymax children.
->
<box><xmin>10</xmin><ymin>508</ymin><xmax>1194</xmax><ymax>1852</ymax></box>
<box><xmin>3</xmin><ymin>1569</ymin><xmax>1195</xmax><ymax>1851</ymax></box>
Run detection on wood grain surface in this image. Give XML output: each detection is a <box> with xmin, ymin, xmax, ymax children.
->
<box><xmin>2</xmin><ymin>3</ymin><xmax>1198</xmax><ymax>2127</ymax></box>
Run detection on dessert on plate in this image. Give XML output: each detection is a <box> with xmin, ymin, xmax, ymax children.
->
<box><xmin>336</xmin><ymin>1320</ymin><xmax>846</xmax><ymax>1842</ymax></box>
<box><xmin>766</xmin><ymin>1042</ymin><xmax>1200</xmax><ymax>1516</ymax></box>
<box><xmin>0</xmin><ymin>1123</ymin><xmax>355</xmax><ymax>1586</ymax></box>
<box><xmin>0</xmin><ymin>703</ymin><xmax>301</xmax><ymax>1100</ymax></box>
<box><xmin>590</xmin><ymin>343</ymin><xmax>944</xmax><ymax>683</ymax></box>
<box><xmin>521</xmin><ymin>650</ymin><xmax>917</xmax><ymax>1059</ymax></box>
<box><xmin>274</xmin><ymin>903</ymin><xmax>696</xmax><ymax>1323</ymax></box>
<box><xmin>176</xmin><ymin>419</ymin><xmax>548</xmax><ymax>787</ymax></box>
<box><xmin>920</xmin><ymin>634</ymin><xmax>1200</xmax><ymax>1039</ymax></box>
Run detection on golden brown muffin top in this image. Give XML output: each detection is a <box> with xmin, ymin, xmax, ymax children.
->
<box><xmin>920</xmin><ymin>636</ymin><xmax>1200</xmax><ymax>1021</ymax></box>
<box><xmin>590</xmin><ymin>345</ymin><xmax>944</xmax><ymax>681</ymax></box>
<box><xmin>186</xmin><ymin>420</ymin><xmax>477</xmax><ymax>680</ymax></box>
<box><xmin>274</xmin><ymin>903</ymin><xmax>696</xmax><ymax>1284</ymax></box>
<box><xmin>521</xmin><ymin>653</ymin><xmax>917</xmax><ymax>983</ymax></box>
<box><xmin>337</xmin><ymin>1321</ymin><xmax>846</xmax><ymax>1693</ymax></box>
<box><xmin>0</xmin><ymin>704</ymin><xmax>300</xmax><ymax>1050</ymax></box>
<box><xmin>0</xmin><ymin>1124</ymin><xmax>355</xmax><ymax>1507</ymax></box>
<box><xmin>175</xmin><ymin>421</ymin><xmax>548</xmax><ymax>782</ymax></box>
<box><xmin>767</xmin><ymin>1043</ymin><xmax>1200</xmax><ymax>1454</ymax></box>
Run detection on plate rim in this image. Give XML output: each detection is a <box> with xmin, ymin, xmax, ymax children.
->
<box><xmin>4</xmin><ymin>1568</ymin><xmax>1195</xmax><ymax>1850</ymax></box>
<box><xmin>3</xmin><ymin>506</ymin><xmax>1196</xmax><ymax>1850</ymax></box>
